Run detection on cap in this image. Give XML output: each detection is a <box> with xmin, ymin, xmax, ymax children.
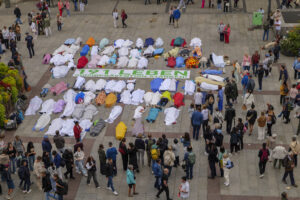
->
<box><xmin>43</xmin><ymin>135</ymin><xmax>48</xmax><ymax>139</ymax></box>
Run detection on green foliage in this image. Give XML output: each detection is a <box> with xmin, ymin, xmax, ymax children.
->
<box><xmin>1</xmin><ymin>92</ymin><xmax>10</xmax><ymax>104</ymax></box>
<box><xmin>280</xmin><ymin>25</ymin><xmax>300</xmax><ymax>57</ymax></box>
<box><xmin>0</xmin><ymin>63</ymin><xmax>9</xmax><ymax>78</ymax></box>
<box><xmin>0</xmin><ymin>104</ymin><xmax>5</xmax><ymax>127</ymax></box>
<box><xmin>2</xmin><ymin>76</ymin><xmax>16</xmax><ymax>87</ymax></box>
<box><xmin>11</xmin><ymin>87</ymin><xmax>18</xmax><ymax>104</ymax></box>
<box><xmin>7</xmin><ymin>70</ymin><xmax>22</xmax><ymax>90</ymax></box>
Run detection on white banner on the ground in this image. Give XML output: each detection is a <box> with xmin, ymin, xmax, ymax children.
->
<box><xmin>73</xmin><ymin>69</ymin><xmax>190</xmax><ymax>79</ymax></box>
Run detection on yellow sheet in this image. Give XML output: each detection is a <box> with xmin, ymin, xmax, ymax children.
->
<box><xmin>195</xmin><ymin>76</ymin><xmax>225</xmax><ymax>87</ymax></box>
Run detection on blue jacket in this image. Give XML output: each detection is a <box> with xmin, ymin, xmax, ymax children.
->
<box><xmin>53</xmin><ymin>154</ymin><xmax>62</xmax><ymax>168</ymax></box>
<box><xmin>42</xmin><ymin>140</ymin><xmax>52</xmax><ymax>153</ymax></box>
<box><xmin>294</xmin><ymin>60</ymin><xmax>300</xmax><ymax>70</ymax></box>
<box><xmin>241</xmin><ymin>75</ymin><xmax>248</xmax><ymax>86</ymax></box>
<box><xmin>173</xmin><ymin>9</ymin><xmax>181</xmax><ymax>19</ymax></box>
<box><xmin>106</xmin><ymin>147</ymin><xmax>118</xmax><ymax>161</ymax></box>
<box><xmin>152</xmin><ymin>162</ymin><xmax>162</xmax><ymax>177</ymax></box>
<box><xmin>126</xmin><ymin>169</ymin><xmax>136</xmax><ymax>184</ymax></box>
<box><xmin>191</xmin><ymin>111</ymin><xmax>203</xmax><ymax>126</ymax></box>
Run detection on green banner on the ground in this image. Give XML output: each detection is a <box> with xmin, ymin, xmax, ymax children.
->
<box><xmin>253</xmin><ymin>12</ymin><xmax>263</xmax><ymax>26</ymax></box>
<box><xmin>73</xmin><ymin>69</ymin><xmax>190</xmax><ymax>79</ymax></box>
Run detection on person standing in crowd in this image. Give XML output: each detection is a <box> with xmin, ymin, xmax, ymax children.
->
<box><xmin>172</xmin><ymin>139</ymin><xmax>180</xmax><ymax>167</ymax></box>
<box><xmin>258</xmin><ymin>143</ymin><xmax>269</xmax><ymax>178</ymax></box>
<box><xmin>272</xmin><ymin>145</ymin><xmax>287</xmax><ymax>169</ymax></box>
<box><xmin>218</xmin><ymin>146</ymin><xmax>226</xmax><ymax>177</ymax></box>
<box><xmin>242</xmin><ymin>53</ymin><xmax>251</xmax><ymax>71</ymax></box>
<box><xmin>53</xmin><ymin>131</ymin><xmax>65</xmax><ymax>154</ymax></box>
<box><xmin>289</xmin><ymin>136</ymin><xmax>300</xmax><ymax>167</ymax></box>
<box><xmin>106</xmin><ymin>142</ymin><xmax>118</xmax><ymax>176</ymax></box>
<box><xmin>41</xmin><ymin>171</ymin><xmax>56</xmax><ymax>200</ymax></box>
<box><xmin>225</xmin><ymin>103</ymin><xmax>236</xmax><ymax>134</ymax></box>
<box><xmin>230</xmin><ymin>127</ymin><xmax>239</xmax><ymax>154</ymax></box>
<box><xmin>14</xmin><ymin>5</ymin><xmax>22</xmax><ymax>24</ymax></box>
<box><xmin>15</xmin><ymin>23</ymin><xmax>21</xmax><ymax>41</ymax></box>
<box><xmin>273</xmin><ymin>42</ymin><xmax>281</xmax><ymax>63</ymax></box>
<box><xmin>65</xmin><ymin>0</ymin><xmax>71</xmax><ymax>17</ymax></box>
<box><xmin>202</xmin><ymin>105</ymin><xmax>209</xmax><ymax>133</ymax></box>
<box><xmin>178</xmin><ymin>0</ymin><xmax>186</xmax><ymax>8</ymax></box>
<box><xmin>280</xmin><ymin>81</ymin><xmax>289</xmax><ymax>105</ymax></box>
<box><xmin>53</xmin><ymin>174</ymin><xmax>65</xmax><ymax>200</ymax></box>
<box><xmin>98</xmin><ymin>144</ymin><xmax>106</xmax><ymax>175</ymax></box>
<box><xmin>121</xmin><ymin>9</ymin><xmax>128</xmax><ymax>28</ymax></box>
<box><xmin>13</xmin><ymin>135</ymin><xmax>25</xmax><ymax>156</ymax></box>
<box><xmin>112</xmin><ymin>9</ymin><xmax>118</xmax><ymax>28</ymax></box>
<box><xmin>163</xmin><ymin>146</ymin><xmax>175</xmax><ymax>177</ymax></box>
<box><xmin>7</xmin><ymin>143</ymin><xmax>17</xmax><ymax>174</ymax></box>
<box><xmin>106</xmin><ymin>158</ymin><xmax>119</xmax><ymax>195</ymax></box>
<box><xmin>74</xmin><ymin>147</ymin><xmax>87</xmax><ymax>176</ymax></box>
<box><xmin>27</xmin><ymin>141</ymin><xmax>36</xmax><ymax>171</ymax></box>
<box><xmin>208</xmin><ymin>143</ymin><xmax>218</xmax><ymax>179</ymax></box>
<box><xmin>282</xmin><ymin>151</ymin><xmax>298</xmax><ymax>187</ymax></box>
<box><xmin>44</xmin><ymin>14</ymin><xmax>52</xmax><ymax>37</ymax></box>
<box><xmin>257</xmin><ymin>112</ymin><xmax>267</xmax><ymax>140</ymax></box>
<box><xmin>127</xmin><ymin>165</ymin><xmax>138</xmax><ymax>197</ymax></box>
<box><xmin>257</xmin><ymin>64</ymin><xmax>264</xmax><ymax>91</ymax></box>
<box><xmin>135</xmin><ymin>134</ymin><xmax>145</xmax><ymax>167</ymax></box>
<box><xmin>217</xmin><ymin>85</ymin><xmax>224</xmax><ymax>112</ymax></box>
<box><xmin>223</xmin><ymin>24</ymin><xmax>231</xmax><ymax>43</ymax></box>
<box><xmin>25</xmin><ymin>32</ymin><xmax>34</xmax><ymax>58</ymax></box>
<box><xmin>205</xmin><ymin>90</ymin><xmax>215</xmax><ymax>114</ymax></box>
<box><xmin>289</xmin><ymin>84</ymin><xmax>298</xmax><ymax>103</ymax></box>
<box><xmin>156</xmin><ymin>168</ymin><xmax>172</xmax><ymax>200</ymax></box>
<box><xmin>73</xmin><ymin>121</ymin><xmax>82</xmax><ymax>142</ymax></box>
<box><xmin>191</xmin><ymin>106</ymin><xmax>203</xmax><ymax>140</ymax></box>
<box><xmin>85</xmin><ymin>156</ymin><xmax>100</xmax><ymax>188</ymax></box>
<box><xmin>246</xmin><ymin>104</ymin><xmax>257</xmax><ymax>136</ymax></box>
<box><xmin>52</xmin><ymin>151</ymin><xmax>63</xmax><ymax>179</ymax></box>
<box><xmin>128</xmin><ymin>142</ymin><xmax>139</xmax><ymax>173</ymax></box>
<box><xmin>274</xmin><ymin>18</ymin><xmax>282</xmax><ymax>37</ymax></box>
<box><xmin>2</xmin><ymin>26</ymin><xmax>9</xmax><ymax>49</ymax></box>
<box><xmin>223</xmin><ymin>153</ymin><xmax>232</xmax><ymax>186</ymax></box>
<box><xmin>168</xmin><ymin>6</ymin><xmax>175</xmax><ymax>25</ymax></box>
<box><xmin>279</xmin><ymin>65</ymin><xmax>288</xmax><ymax>84</ymax></box>
<box><xmin>224</xmin><ymin>79</ymin><xmax>233</xmax><ymax>105</ymax></box>
<box><xmin>42</xmin><ymin>135</ymin><xmax>52</xmax><ymax>161</ymax></box>
<box><xmin>173</xmin><ymin>8</ymin><xmax>181</xmax><ymax>28</ymax></box>
<box><xmin>194</xmin><ymin>88</ymin><xmax>203</xmax><ymax>108</ymax></box>
<box><xmin>119</xmin><ymin>138</ymin><xmax>128</xmax><ymax>171</ymax></box>
<box><xmin>3</xmin><ymin>165</ymin><xmax>15</xmax><ymax>199</ymax></box>
<box><xmin>232</xmin><ymin>61</ymin><xmax>241</xmax><ymax>83</ymax></box>
<box><xmin>20</xmin><ymin>160</ymin><xmax>31</xmax><ymax>193</ymax></box>
<box><xmin>34</xmin><ymin>156</ymin><xmax>44</xmax><ymax>190</ymax></box>
<box><xmin>57</xmin><ymin>14</ymin><xmax>63</xmax><ymax>31</ymax></box>
<box><xmin>217</xmin><ymin>0</ymin><xmax>222</xmax><ymax>10</ymax></box>
<box><xmin>63</xmin><ymin>149</ymin><xmax>75</xmax><ymax>179</ymax></box>
<box><xmin>179</xmin><ymin>176</ymin><xmax>190</xmax><ymax>200</ymax></box>
<box><xmin>145</xmin><ymin>134</ymin><xmax>155</xmax><ymax>167</ymax></box>
<box><xmin>58</xmin><ymin>0</ymin><xmax>64</xmax><ymax>16</ymax></box>
<box><xmin>251</xmin><ymin>51</ymin><xmax>260</xmax><ymax>76</ymax></box>
<box><xmin>184</xmin><ymin>146</ymin><xmax>195</xmax><ymax>180</ymax></box>
<box><xmin>263</xmin><ymin>19</ymin><xmax>270</xmax><ymax>41</ymax></box>
<box><xmin>218</xmin><ymin>22</ymin><xmax>225</xmax><ymax>42</ymax></box>
<box><xmin>153</xmin><ymin>158</ymin><xmax>162</xmax><ymax>190</ymax></box>
<box><xmin>293</xmin><ymin>57</ymin><xmax>300</xmax><ymax>80</ymax></box>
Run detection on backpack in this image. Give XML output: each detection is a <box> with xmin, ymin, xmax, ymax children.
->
<box><xmin>284</xmin><ymin>87</ymin><xmax>289</xmax><ymax>94</ymax></box>
<box><xmin>18</xmin><ymin>166</ymin><xmax>25</xmax><ymax>179</ymax></box>
<box><xmin>282</xmin><ymin>156</ymin><xmax>289</xmax><ymax>167</ymax></box>
<box><xmin>227</xmin><ymin>160</ymin><xmax>234</xmax><ymax>169</ymax></box>
<box><xmin>188</xmin><ymin>152</ymin><xmax>196</xmax><ymax>165</ymax></box>
<box><xmin>61</xmin><ymin>181</ymin><xmax>68</xmax><ymax>195</ymax></box>
<box><xmin>260</xmin><ymin>149</ymin><xmax>268</xmax><ymax>162</ymax></box>
<box><xmin>167</xmin><ymin>57</ymin><xmax>176</xmax><ymax>68</ymax></box>
<box><xmin>125</xmin><ymin>14</ymin><xmax>128</xmax><ymax>19</ymax></box>
<box><xmin>271</xmin><ymin>115</ymin><xmax>276</xmax><ymax>125</ymax></box>
<box><xmin>151</xmin><ymin>148</ymin><xmax>159</xmax><ymax>160</ymax></box>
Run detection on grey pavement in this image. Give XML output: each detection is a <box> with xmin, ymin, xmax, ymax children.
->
<box><xmin>0</xmin><ymin>0</ymin><xmax>299</xmax><ymax>199</ymax></box>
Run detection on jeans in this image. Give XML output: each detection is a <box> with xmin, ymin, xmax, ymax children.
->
<box><xmin>57</xmin><ymin>23</ymin><xmax>62</xmax><ymax>31</ymax></box>
<box><xmin>28</xmin><ymin>155</ymin><xmax>35</xmax><ymax>171</ymax></box>
<box><xmin>192</xmin><ymin>125</ymin><xmax>200</xmax><ymax>140</ymax></box>
<box><xmin>9</xmin><ymin>157</ymin><xmax>16</xmax><ymax>173</ymax></box>
<box><xmin>252</xmin><ymin>64</ymin><xmax>258</xmax><ymax>75</ymax></box>
<box><xmin>74</xmin><ymin>1</ymin><xmax>78</xmax><ymax>10</ymax></box>
<box><xmin>243</xmin><ymin>66</ymin><xmax>250</xmax><ymax>71</ymax></box>
<box><xmin>169</xmin><ymin>16</ymin><xmax>174</xmax><ymax>24</ymax></box>
<box><xmin>202</xmin><ymin>119</ymin><xmax>208</xmax><ymax>133</ymax></box>
<box><xmin>57</xmin><ymin>194</ymin><xmax>63</xmax><ymax>200</ymax></box>
<box><xmin>23</xmin><ymin>178</ymin><xmax>31</xmax><ymax>191</ymax></box>
<box><xmin>107</xmin><ymin>176</ymin><xmax>115</xmax><ymax>191</ymax></box>
<box><xmin>45</xmin><ymin>191</ymin><xmax>58</xmax><ymax>200</ymax></box>
<box><xmin>157</xmin><ymin>185</ymin><xmax>170</xmax><ymax>199</ymax></box>
<box><xmin>263</xmin><ymin>30</ymin><xmax>269</xmax><ymax>41</ymax></box>
<box><xmin>154</xmin><ymin>176</ymin><xmax>161</xmax><ymax>190</ymax></box>
<box><xmin>137</xmin><ymin>149</ymin><xmax>145</xmax><ymax>166</ymax></box>
<box><xmin>273</xmin><ymin>159</ymin><xmax>283</xmax><ymax>169</ymax></box>
<box><xmin>259</xmin><ymin>161</ymin><xmax>267</xmax><ymax>174</ymax></box>
<box><xmin>50</xmin><ymin>177</ymin><xmax>56</xmax><ymax>192</ymax></box>
<box><xmin>217</xmin><ymin>3</ymin><xmax>221</xmax><ymax>9</ymax></box>
<box><xmin>87</xmin><ymin>170</ymin><xmax>99</xmax><ymax>187</ymax></box>
<box><xmin>66</xmin><ymin>9</ymin><xmax>70</xmax><ymax>16</ymax></box>
<box><xmin>27</xmin><ymin>45</ymin><xmax>35</xmax><ymax>58</ymax></box>
<box><xmin>186</xmin><ymin>163</ymin><xmax>194</xmax><ymax>179</ymax></box>
<box><xmin>75</xmin><ymin>160</ymin><xmax>87</xmax><ymax>175</ymax></box>
<box><xmin>226</xmin><ymin>119</ymin><xmax>233</xmax><ymax>134</ymax></box>
<box><xmin>283</xmin><ymin>170</ymin><xmax>295</xmax><ymax>185</ymax></box>
<box><xmin>258</xmin><ymin>77</ymin><xmax>262</xmax><ymax>90</ymax></box>
<box><xmin>16</xmin><ymin>17</ymin><xmax>22</xmax><ymax>24</ymax></box>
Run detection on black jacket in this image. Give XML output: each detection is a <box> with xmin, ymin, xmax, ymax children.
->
<box><xmin>22</xmin><ymin>166</ymin><xmax>30</xmax><ymax>180</ymax></box>
<box><xmin>42</xmin><ymin>173</ymin><xmax>52</xmax><ymax>192</ymax></box>
<box><xmin>230</xmin><ymin>132</ymin><xmax>239</xmax><ymax>144</ymax></box>
<box><xmin>14</xmin><ymin>7</ymin><xmax>21</xmax><ymax>18</ymax></box>
<box><xmin>225</xmin><ymin>107</ymin><xmax>236</xmax><ymax>121</ymax></box>
<box><xmin>257</xmin><ymin>67</ymin><xmax>264</xmax><ymax>79</ymax></box>
<box><xmin>62</xmin><ymin>150</ymin><xmax>73</xmax><ymax>166</ymax></box>
<box><xmin>134</xmin><ymin>138</ymin><xmax>145</xmax><ymax>150</ymax></box>
<box><xmin>105</xmin><ymin>163</ymin><xmax>114</xmax><ymax>177</ymax></box>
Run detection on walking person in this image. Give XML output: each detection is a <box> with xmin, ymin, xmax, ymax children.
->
<box><xmin>179</xmin><ymin>176</ymin><xmax>190</xmax><ymax>200</ymax></box>
<box><xmin>208</xmin><ymin>143</ymin><xmax>218</xmax><ymax>179</ymax></box>
<box><xmin>98</xmin><ymin>144</ymin><xmax>106</xmax><ymax>175</ymax></box>
<box><xmin>73</xmin><ymin>121</ymin><xmax>82</xmax><ymax>142</ymax></box>
<box><xmin>191</xmin><ymin>106</ymin><xmax>203</xmax><ymax>140</ymax></box>
<box><xmin>258</xmin><ymin>143</ymin><xmax>269</xmax><ymax>178</ymax></box>
<box><xmin>3</xmin><ymin>166</ymin><xmax>15</xmax><ymax>199</ymax></box>
<box><xmin>168</xmin><ymin>6</ymin><xmax>175</xmax><ymax>25</ymax></box>
<box><xmin>86</xmin><ymin>156</ymin><xmax>100</xmax><ymax>188</ymax></box>
<box><xmin>25</xmin><ymin>32</ymin><xmax>34</xmax><ymax>58</ymax></box>
<box><xmin>121</xmin><ymin>9</ymin><xmax>128</xmax><ymax>28</ymax></box>
<box><xmin>56</xmin><ymin>14</ymin><xmax>62</xmax><ymax>31</ymax></box>
<box><xmin>272</xmin><ymin>145</ymin><xmax>287</xmax><ymax>169</ymax></box>
<box><xmin>62</xmin><ymin>149</ymin><xmax>75</xmax><ymax>179</ymax></box>
<box><xmin>262</xmin><ymin>19</ymin><xmax>270</xmax><ymax>41</ymax></box>
<box><xmin>65</xmin><ymin>0</ymin><xmax>71</xmax><ymax>17</ymax></box>
<box><xmin>112</xmin><ymin>9</ymin><xmax>118</xmax><ymax>28</ymax></box>
<box><xmin>218</xmin><ymin>22</ymin><xmax>225</xmax><ymax>42</ymax></box>
<box><xmin>257</xmin><ymin>112</ymin><xmax>267</xmax><ymax>140</ymax></box>
<box><xmin>53</xmin><ymin>131</ymin><xmax>65</xmax><ymax>154</ymax></box>
<box><xmin>225</xmin><ymin>103</ymin><xmax>236</xmax><ymax>134</ymax></box>
<box><xmin>282</xmin><ymin>151</ymin><xmax>298</xmax><ymax>187</ymax></box>
<box><xmin>184</xmin><ymin>146</ymin><xmax>195</xmax><ymax>180</ymax></box>
<box><xmin>20</xmin><ymin>160</ymin><xmax>31</xmax><ymax>193</ymax></box>
<box><xmin>156</xmin><ymin>168</ymin><xmax>172</xmax><ymax>200</ymax></box>
<box><xmin>44</xmin><ymin>14</ymin><xmax>52</xmax><ymax>37</ymax></box>
<box><xmin>105</xmin><ymin>158</ymin><xmax>119</xmax><ymax>195</ymax></box>
<box><xmin>74</xmin><ymin>147</ymin><xmax>87</xmax><ymax>176</ymax></box>
<box><xmin>224</xmin><ymin>0</ymin><xmax>229</xmax><ymax>12</ymax></box>
<box><xmin>173</xmin><ymin>8</ymin><xmax>181</xmax><ymax>28</ymax></box>
<box><xmin>119</xmin><ymin>138</ymin><xmax>128</xmax><ymax>171</ymax></box>
<box><xmin>14</xmin><ymin>5</ymin><xmax>23</xmax><ymax>24</ymax></box>
<box><xmin>246</xmin><ymin>104</ymin><xmax>257</xmax><ymax>136</ymax></box>
<box><xmin>289</xmin><ymin>136</ymin><xmax>300</xmax><ymax>167</ymax></box>
<box><xmin>127</xmin><ymin>165</ymin><xmax>138</xmax><ymax>197</ymax></box>
<box><xmin>223</xmin><ymin>153</ymin><xmax>232</xmax><ymax>186</ymax></box>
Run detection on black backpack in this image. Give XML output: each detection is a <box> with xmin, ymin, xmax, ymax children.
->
<box><xmin>61</xmin><ymin>181</ymin><xmax>68</xmax><ymax>195</ymax></box>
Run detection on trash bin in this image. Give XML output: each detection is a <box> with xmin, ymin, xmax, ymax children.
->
<box><xmin>253</xmin><ymin>12</ymin><xmax>263</xmax><ymax>26</ymax></box>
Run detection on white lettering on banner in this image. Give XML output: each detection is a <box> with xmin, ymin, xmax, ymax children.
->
<box><xmin>73</xmin><ymin>69</ymin><xmax>190</xmax><ymax>79</ymax></box>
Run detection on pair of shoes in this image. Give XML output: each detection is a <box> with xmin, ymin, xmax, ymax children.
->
<box><xmin>113</xmin><ymin>191</ymin><xmax>118</xmax><ymax>195</ymax></box>
<box><xmin>23</xmin><ymin>190</ymin><xmax>27</xmax><ymax>193</ymax></box>
<box><xmin>133</xmin><ymin>192</ymin><xmax>139</xmax><ymax>195</ymax></box>
<box><xmin>27</xmin><ymin>189</ymin><xmax>32</xmax><ymax>194</ymax></box>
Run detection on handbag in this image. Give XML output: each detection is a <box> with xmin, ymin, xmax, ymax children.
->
<box><xmin>242</xmin><ymin>104</ymin><xmax>247</xmax><ymax>111</ymax></box>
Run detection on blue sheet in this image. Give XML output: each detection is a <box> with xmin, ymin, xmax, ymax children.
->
<box><xmin>202</xmin><ymin>69</ymin><xmax>223</xmax><ymax>75</ymax></box>
<box><xmin>153</xmin><ymin>48</ymin><xmax>164</xmax><ymax>56</ymax></box>
<box><xmin>151</xmin><ymin>78</ymin><xmax>164</xmax><ymax>92</ymax></box>
<box><xmin>145</xmin><ymin>38</ymin><xmax>154</xmax><ymax>47</ymax></box>
<box><xmin>64</xmin><ymin>38</ymin><xmax>76</xmax><ymax>45</ymax></box>
<box><xmin>176</xmin><ymin>56</ymin><xmax>185</xmax><ymax>68</ymax></box>
<box><xmin>146</xmin><ymin>107</ymin><xmax>162</xmax><ymax>122</ymax></box>
<box><xmin>80</xmin><ymin>45</ymin><xmax>90</xmax><ymax>56</ymax></box>
<box><xmin>75</xmin><ymin>92</ymin><xmax>85</xmax><ymax>104</ymax></box>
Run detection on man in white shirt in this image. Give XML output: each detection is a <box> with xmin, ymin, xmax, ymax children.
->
<box><xmin>194</xmin><ymin>88</ymin><xmax>203</xmax><ymax>108</ymax></box>
<box><xmin>274</xmin><ymin>19</ymin><xmax>281</xmax><ymax>37</ymax></box>
<box><xmin>179</xmin><ymin>176</ymin><xmax>190</xmax><ymax>199</ymax></box>
<box><xmin>2</xmin><ymin>26</ymin><xmax>9</xmax><ymax>49</ymax></box>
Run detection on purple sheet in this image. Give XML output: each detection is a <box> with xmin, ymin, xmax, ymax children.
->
<box><xmin>53</xmin><ymin>99</ymin><xmax>66</xmax><ymax>113</ymax></box>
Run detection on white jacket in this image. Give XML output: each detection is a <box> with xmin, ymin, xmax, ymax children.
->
<box><xmin>272</xmin><ymin>146</ymin><xmax>287</xmax><ymax>160</ymax></box>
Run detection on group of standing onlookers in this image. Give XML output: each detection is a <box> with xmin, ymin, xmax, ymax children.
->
<box><xmin>217</xmin><ymin>22</ymin><xmax>231</xmax><ymax>43</ymax></box>
<box><xmin>112</xmin><ymin>9</ymin><xmax>128</xmax><ymax>28</ymax></box>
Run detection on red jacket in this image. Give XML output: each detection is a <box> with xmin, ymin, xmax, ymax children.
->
<box><xmin>73</xmin><ymin>125</ymin><xmax>82</xmax><ymax>139</ymax></box>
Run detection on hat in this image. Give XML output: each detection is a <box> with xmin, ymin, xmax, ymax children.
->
<box><xmin>43</xmin><ymin>135</ymin><xmax>48</xmax><ymax>139</ymax></box>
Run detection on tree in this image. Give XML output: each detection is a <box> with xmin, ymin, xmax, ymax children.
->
<box><xmin>280</xmin><ymin>25</ymin><xmax>300</xmax><ymax>57</ymax></box>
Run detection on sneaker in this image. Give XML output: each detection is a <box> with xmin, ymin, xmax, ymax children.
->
<box><xmin>27</xmin><ymin>189</ymin><xmax>32</xmax><ymax>194</ymax></box>
<box><xmin>113</xmin><ymin>191</ymin><xmax>118</xmax><ymax>195</ymax></box>
<box><xmin>106</xmin><ymin>187</ymin><xmax>112</xmax><ymax>191</ymax></box>
<box><xmin>259</xmin><ymin>174</ymin><xmax>264</xmax><ymax>178</ymax></box>
<box><xmin>97</xmin><ymin>186</ymin><xmax>101</xmax><ymax>189</ymax></box>
<box><xmin>292</xmin><ymin>184</ymin><xmax>298</xmax><ymax>188</ymax></box>
<box><xmin>6</xmin><ymin>195</ymin><xmax>11</xmax><ymax>200</ymax></box>
<box><xmin>23</xmin><ymin>190</ymin><xmax>27</xmax><ymax>193</ymax></box>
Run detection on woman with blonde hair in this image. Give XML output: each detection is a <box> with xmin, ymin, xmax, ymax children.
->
<box><xmin>232</xmin><ymin>60</ymin><xmax>241</xmax><ymax>83</ymax></box>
